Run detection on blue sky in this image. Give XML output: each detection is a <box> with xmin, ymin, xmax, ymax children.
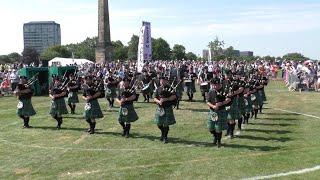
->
<box><xmin>0</xmin><ymin>0</ymin><xmax>319</xmax><ymax>59</ymax></box>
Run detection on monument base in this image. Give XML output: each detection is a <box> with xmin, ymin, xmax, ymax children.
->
<box><xmin>95</xmin><ymin>46</ymin><xmax>113</xmax><ymax>63</ymax></box>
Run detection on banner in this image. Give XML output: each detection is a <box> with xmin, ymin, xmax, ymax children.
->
<box><xmin>137</xmin><ymin>21</ymin><xmax>152</xmax><ymax>73</ymax></box>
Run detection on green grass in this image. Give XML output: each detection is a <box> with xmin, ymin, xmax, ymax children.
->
<box><xmin>1</xmin><ymin>80</ymin><xmax>320</xmax><ymax>179</ymax></box>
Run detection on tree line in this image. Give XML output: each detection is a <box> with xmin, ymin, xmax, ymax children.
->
<box><xmin>0</xmin><ymin>36</ymin><xmax>310</xmax><ymax>65</ymax></box>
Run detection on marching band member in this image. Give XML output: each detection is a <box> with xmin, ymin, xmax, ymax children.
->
<box><xmin>206</xmin><ymin>77</ymin><xmax>230</xmax><ymax>147</ymax></box>
<box><xmin>49</xmin><ymin>77</ymin><xmax>68</xmax><ymax>129</ymax></box>
<box><xmin>82</xmin><ymin>76</ymin><xmax>104</xmax><ymax>134</ymax></box>
<box><xmin>154</xmin><ymin>76</ymin><xmax>177</xmax><ymax>143</ymax></box>
<box><xmin>116</xmin><ymin>78</ymin><xmax>139</xmax><ymax>138</ymax></box>
<box><xmin>199</xmin><ymin>67</ymin><xmax>211</xmax><ymax>102</ymax></box>
<box><xmin>141</xmin><ymin>70</ymin><xmax>153</xmax><ymax>102</ymax></box>
<box><xmin>225</xmin><ymin>78</ymin><xmax>242</xmax><ymax>138</ymax></box>
<box><xmin>67</xmin><ymin>74</ymin><xmax>79</xmax><ymax>114</ymax></box>
<box><xmin>14</xmin><ymin>76</ymin><xmax>36</xmax><ymax>128</ymax></box>
<box><xmin>184</xmin><ymin>66</ymin><xmax>197</xmax><ymax>101</ymax></box>
<box><xmin>104</xmin><ymin>72</ymin><xmax>118</xmax><ymax>108</ymax></box>
<box><xmin>243</xmin><ymin>84</ymin><xmax>253</xmax><ymax>124</ymax></box>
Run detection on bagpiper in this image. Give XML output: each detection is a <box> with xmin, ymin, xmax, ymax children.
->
<box><xmin>154</xmin><ymin>76</ymin><xmax>177</xmax><ymax>143</ymax></box>
<box><xmin>82</xmin><ymin>75</ymin><xmax>104</xmax><ymax>134</ymax></box>
<box><xmin>14</xmin><ymin>76</ymin><xmax>37</xmax><ymax>128</ymax></box>
<box><xmin>67</xmin><ymin>73</ymin><xmax>80</xmax><ymax>114</ymax></box>
<box><xmin>104</xmin><ymin>73</ymin><xmax>118</xmax><ymax>108</ymax></box>
<box><xmin>116</xmin><ymin>78</ymin><xmax>139</xmax><ymax>138</ymax></box>
<box><xmin>49</xmin><ymin>77</ymin><xmax>68</xmax><ymax>129</ymax></box>
<box><xmin>206</xmin><ymin>77</ymin><xmax>230</xmax><ymax>148</ymax></box>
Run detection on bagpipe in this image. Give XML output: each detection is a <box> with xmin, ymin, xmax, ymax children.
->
<box><xmin>104</xmin><ymin>74</ymin><xmax>119</xmax><ymax>96</ymax></box>
<box><xmin>155</xmin><ymin>78</ymin><xmax>182</xmax><ymax>116</ymax></box>
<box><xmin>119</xmin><ymin>80</ymin><xmax>141</xmax><ymax>116</ymax></box>
<box><xmin>15</xmin><ymin>73</ymin><xmax>39</xmax><ymax>99</ymax></box>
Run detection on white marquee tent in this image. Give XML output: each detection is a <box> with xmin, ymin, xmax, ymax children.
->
<box><xmin>48</xmin><ymin>57</ymin><xmax>93</xmax><ymax>67</ymax></box>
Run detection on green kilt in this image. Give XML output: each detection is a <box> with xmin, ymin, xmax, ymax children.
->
<box><xmin>207</xmin><ymin>109</ymin><xmax>227</xmax><ymax>132</ymax></box>
<box><xmin>67</xmin><ymin>91</ymin><xmax>79</xmax><ymax>104</ymax></box>
<box><xmin>256</xmin><ymin>91</ymin><xmax>263</xmax><ymax>106</ymax></box>
<box><xmin>154</xmin><ymin>106</ymin><xmax>176</xmax><ymax>126</ymax></box>
<box><xmin>105</xmin><ymin>86</ymin><xmax>117</xmax><ymax>98</ymax></box>
<box><xmin>118</xmin><ymin>104</ymin><xmax>139</xmax><ymax>123</ymax></box>
<box><xmin>244</xmin><ymin>96</ymin><xmax>253</xmax><ymax>113</ymax></box>
<box><xmin>17</xmin><ymin>99</ymin><xmax>36</xmax><ymax>117</ymax></box>
<box><xmin>84</xmin><ymin>99</ymin><xmax>104</xmax><ymax>119</ymax></box>
<box><xmin>259</xmin><ymin>89</ymin><xmax>267</xmax><ymax>102</ymax></box>
<box><xmin>227</xmin><ymin>97</ymin><xmax>240</xmax><ymax>120</ymax></box>
<box><xmin>50</xmin><ymin>98</ymin><xmax>68</xmax><ymax>117</ymax></box>
<box><xmin>238</xmin><ymin>96</ymin><xmax>246</xmax><ymax>115</ymax></box>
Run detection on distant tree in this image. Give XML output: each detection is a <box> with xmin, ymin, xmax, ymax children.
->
<box><xmin>208</xmin><ymin>37</ymin><xmax>225</xmax><ymax>61</ymax></box>
<box><xmin>152</xmin><ymin>38</ymin><xmax>171</xmax><ymax>60</ymax></box>
<box><xmin>224</xmin><ymin>46</ymin><xmax>238</xmax><ymax>59</ymax></box>
<box><xmin>112</xmin><ymin>40</ymin><xmax>128</xmax><ymax>60</ymax></box>
<box><xmin>282</xmin><ymin>53</ymin><xmax>307</xmax><ymax>61</ymax></box>
<box><xmin>185</xmin><ymin>52</ymin><xmax>197</xmax><ymax>60</ymax></box>
<box><xmin>263</xmin><ymin>55</ymin><xmax>275</xmax><ymax>61</ymax></box>
<box><xmin>171</xmin><ymin>44</ymin><xmax>186</xmax><ymax>60</ymax></box>
<box><xmin>41</xmin><ymin>46</ymin><xmax>72</xmax><ymax>61</ymax></box>
<box><xmin>22</xmin><ymin>47</ymin><xmax>40</xmax><ymax>66</ymax></box>
<box><xmin>127</xmin><ymin>35</ymin><xmax>139</xmax><ymax>60</ymax></box>
<box><xmin>65</xmin><ymin>37</ymin><xmax>97</xmax><ymax>61</ymax></box>
<box><xmin>8</xmin><ymin>53</ymin><xmax>22</xmax><ymax>63</ymax></box>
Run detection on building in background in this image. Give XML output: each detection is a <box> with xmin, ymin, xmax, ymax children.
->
<box><xmin>202</xmin><ymin>49</ymin><xmax>209</xmax><ymax>60</ymax></box>
<box><xmin>23</xmin><ymin>21</ymin><xmax>61</xmax><ymax>54</ymax></box>
<box><xmin>240</xmin><ymin>51</ymin><xmax>254</xmax><ymax>57</ymax></box>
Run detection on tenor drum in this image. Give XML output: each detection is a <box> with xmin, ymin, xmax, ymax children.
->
<box><xmin>184</xmin><ymin>79</ymin><xmax>192</xmax><ymax>86</ymax></box>
<box><xmin>200</xmin><ymin>82</ymin><xmax>209</xmax><ymax>92</ymax></box>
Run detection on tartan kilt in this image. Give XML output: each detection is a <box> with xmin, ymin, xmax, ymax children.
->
<box><xmin>118</xmin><ymin>104</ymin><xmax>139</xmax><ymax>123</ymax></box>
<box><xmin>227</xmin><ymin>99</ymin><xmax>240</xmax><ymax>120</ymax></box>
<box><xmin>84</xmin><ymin>99</ymin><xmax>104</xmax><ymax>119</ymax></box>
<box><xmin>207</xmin><ymin>109</ymin><xmax>227</xmax><ymax>132</ymax></box>
<box><xmin>259</xmin><ymin>89</ymin><xmax>267</xmax><ymax>102</ymax></box>
<box><xmin>184</xmin><ymin>83</ymin><xmax>196</xmax><ymax>93</ymax></box>
<box><xmin>244</xmin><ymin>97</ymin><xmax>253</xmax><ymax>113</ymax></box>
<box><xmin>256</xmin><ymin>91</ymin><xmax>263</xmax><ymax>106</ymax></box>
<box><xmin>50</xmin><ymin>98</ymin><xmax>68</xmax><ymax>117</ymax></box>
<box><xmin>175</xmin><ymin>84</ymin><xmax>183</xmax><ymax>98</ymax></box>
<box><xmin>238</xmin><ymin>96</ymin><xmax>246</xmax><ymax>115</ymax></box>
<box><xmin>105</xmin><ymin>86</ymin><xmax>117</xmax><ymax>98</ymax></box>
<box><xmin>67</xmin><ymin>91</ymin><xmax>79</xmax><ymax>104</ymax></box>
<box><xmin>17</xmin><ymin>99</ymin><xmax>36</xmax><ymax>117</ymax></box>
<box><xmin>154</xmin><ymin>106</ymin><xmax>176</xmax><ymax>126</ymax></box>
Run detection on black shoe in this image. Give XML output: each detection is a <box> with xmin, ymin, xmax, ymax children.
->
<box><xmin>56</xmin><ymin>125</ymin><xmax>61</xmax><ymax>130</ymax></box>
<box><xmin>164</xmin><ymin>138</ymin><xmax>168</xmax><ymax>144</ymax></box>
<box><xmin>213</xmin><ymin>138</ymin><xmax>217</xmax><ymax>146</ymax></box>
<box><xmin>122</xmin><ymin>129</ymin><xmax>126</xmax><ymax>137</ymax></box>
<box><xmin>217</xmin><ymin>142</ymin><xmax>222</xmax><ymax>148</ymax></box>
<box><xmin>89</xmin><ymin>129</ymin><xmax>95</xmax><ymax>134</ymax></box>
<box><xmin>160</xmin><ymin>136</ymin><xmax>164</xmax><ymax>141</ymax></box>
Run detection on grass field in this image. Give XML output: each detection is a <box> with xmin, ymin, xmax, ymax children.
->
<box><xmin>1</xmin><ymin>80</ymin><xmax>320</xmax><ymax>179</ymax></box>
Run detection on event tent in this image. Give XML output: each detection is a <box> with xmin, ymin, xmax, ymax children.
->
<box><xmin>48</xmin><ymin>57</ymin><xmax>93</xmax><ymax>67</ymax></box>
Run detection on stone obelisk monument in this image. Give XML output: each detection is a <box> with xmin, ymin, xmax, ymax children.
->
<box><xmin>96</xmin><ymin>0</ymin><xmax>113</xmax><ymax>63</ymax></box>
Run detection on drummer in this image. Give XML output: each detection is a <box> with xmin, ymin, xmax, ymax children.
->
<box><xmin>199</xmin><ymin>67</ymin><xmax>212</xmax><ymax>102</ymax></box>
<box><xmin>141</xmin><ymin>70</ymin><xmax>153</xmax><ymax>102</ymax></box>
<box><xmin>184</xmin><ymin>66</ymin><xmax>197</xmax><ymax>101</ymax></box>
